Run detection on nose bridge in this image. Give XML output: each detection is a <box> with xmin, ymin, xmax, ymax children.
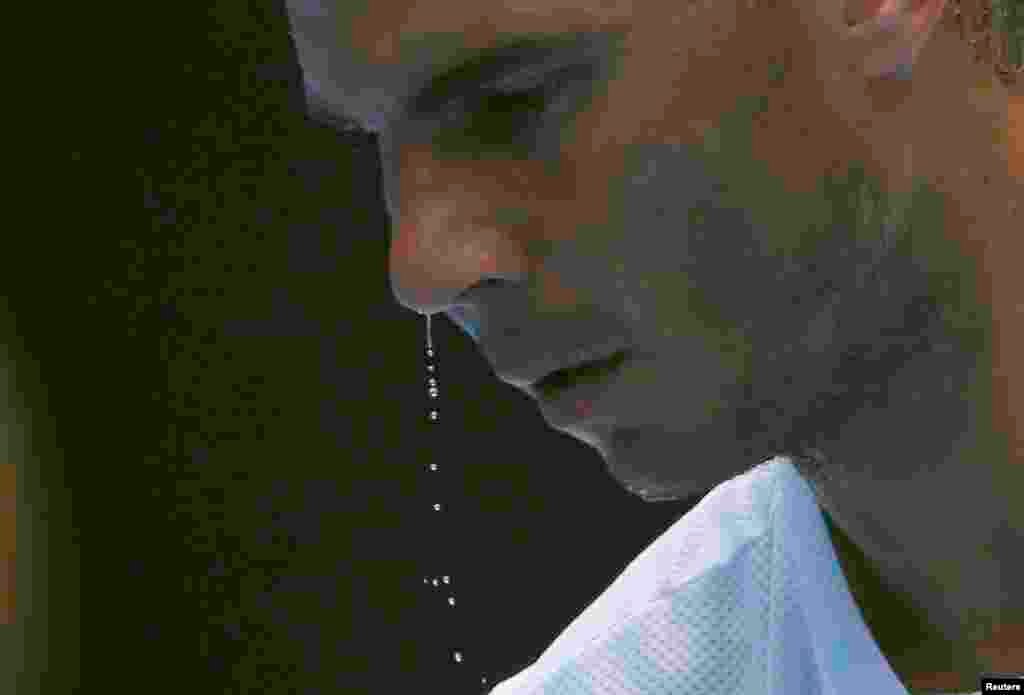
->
<box><xmin>377</xmin><ymin>127</ymin><xmax>402</xmax><ymax>220</ymax></box>
<box><xmin>382</xmin><ymin>139</ymin><xmax>530</xmax><ymax>315</ymax></box>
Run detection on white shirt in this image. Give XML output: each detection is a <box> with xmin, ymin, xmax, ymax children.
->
<box><xmin>487</xmin><ymin>456</ymin><xmax>980</xmax><ymax>695</ymax></box>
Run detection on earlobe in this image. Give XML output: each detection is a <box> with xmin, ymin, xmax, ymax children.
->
<box><xmin>844</xmin><ymin>0</ymin><xmax>949</xmax><ymax>79</ymax></box>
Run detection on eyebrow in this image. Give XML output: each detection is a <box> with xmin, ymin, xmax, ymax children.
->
<box><xmin>399</xmin><ymin>34</ymin><xmax>605</xmax><ymax>125</ymax></box>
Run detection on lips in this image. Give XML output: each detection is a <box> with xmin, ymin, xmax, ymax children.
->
<box><xmin>531</xmin><ymin>348</ymin><xmax>631</xmax><ymax>401</ymax></box>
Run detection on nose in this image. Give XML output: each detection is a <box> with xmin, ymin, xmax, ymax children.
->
<box><xmin>383</xmin><ymin>142</ymin><xmax>531</xmax><ymax>316</ymax></box>
<box><xmin>388</xmin><ymin>203</ymin><xmax>519</xmax><ymax>314</ymax></box>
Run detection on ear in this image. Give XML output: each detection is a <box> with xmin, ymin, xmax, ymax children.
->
<box><xmin>843</xmin><ymin>0</ymin><xmax>950</xmax><ymax>79</ymax></box>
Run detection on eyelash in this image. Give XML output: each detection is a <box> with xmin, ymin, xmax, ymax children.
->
<box><xmin>430</xmin><ymin>83</ymin><xmax>555</xmax><ymax>156</ymax></box>
<box><xmin>470</xmin><ymin>86</ymin><xmax>549</xmax><ymax>128</ymax></box>
<box><xmin>419</xmin><ymin>57</ymin><xmax>601</xmax><ymax>159</ymax></box>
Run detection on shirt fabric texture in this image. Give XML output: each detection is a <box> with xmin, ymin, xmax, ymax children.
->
<box><xmin>488</xmin><ymin>456</ymin><xmax>981</xmax><ymax>695</ymax></box>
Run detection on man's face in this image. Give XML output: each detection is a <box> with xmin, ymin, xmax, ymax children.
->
<box><xmin>288</xmin><ymin>0</ymin><xmax>1000</xmax><ymax>501</ymax></box>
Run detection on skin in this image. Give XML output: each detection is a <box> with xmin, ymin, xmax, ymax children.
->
<box><xmin>287</xmin><ymin>0</ymin><xmax>1023</xmax><ymax>690</ymax></box>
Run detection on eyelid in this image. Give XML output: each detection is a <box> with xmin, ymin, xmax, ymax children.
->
<box><xmin>487</xmin><ymin>59</ymin><xmax>601</xmax><ymax>105</ymax></box>
<box><xmin>486</xmin><ymin>62</ymin><xmax>558</xmax><ymax>92</ymax></box>
<box><xmin>402</xmin><ymin>38</ymin><xmax>603</xmax><ymax>124</ymax></box>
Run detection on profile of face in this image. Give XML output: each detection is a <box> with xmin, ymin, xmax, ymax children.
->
<box><xmin>288</xmin><ymin>0</ymin><xmax>1020</xmax><ymax>505</ymax></box>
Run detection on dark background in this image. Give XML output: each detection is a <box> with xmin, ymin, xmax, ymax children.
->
<box><xmin>4</xmin><ymin>1</ymin><xmax>701</xmax><ymax>692</ymax></box>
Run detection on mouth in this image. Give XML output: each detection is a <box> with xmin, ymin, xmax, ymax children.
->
<box><xmin>530</xmin><ymin>348</ymin><xmax>632</xmax><ymax>403</ymax></box>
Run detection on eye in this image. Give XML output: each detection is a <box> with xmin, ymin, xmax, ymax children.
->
<box><xmin>433</xmin><ymin>63</ymin><xmax>597</xmax><ymax>159</ymax></box>
<box><xmin>430</xmin><ymin>84</ymin><xmax>551</xmax><ymax>159</ymax></box>
<box><xmin>469</xmin><ymin>85</ymin><xmax>549</xmax><ymax>134</ymax></box>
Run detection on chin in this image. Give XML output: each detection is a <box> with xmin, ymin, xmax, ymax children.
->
<box><xmin>597</xmin><ymin>424</ymin><xmax>772</xmax><ymax>504</ymax></box>
<box><xmin>561</xmin><ymin>424</ymin><xmax>610</xmax><ymax>456</ymax></box>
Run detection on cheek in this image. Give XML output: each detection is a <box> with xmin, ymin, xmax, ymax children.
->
<box><xmin>536</xmin><ymin>267</ymin><xmax>581</xmax><ymax>311</ymax></box>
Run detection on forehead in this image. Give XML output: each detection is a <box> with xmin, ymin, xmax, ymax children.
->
<box><xmin>285</xmin><ymin>0</ymin><xmax>414</xmax><ymax>130</ymax></box>
<box><xmin>285</xmin><ymin>0</ymin><xmax>637</xmax><ymax>131</ymax></box>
